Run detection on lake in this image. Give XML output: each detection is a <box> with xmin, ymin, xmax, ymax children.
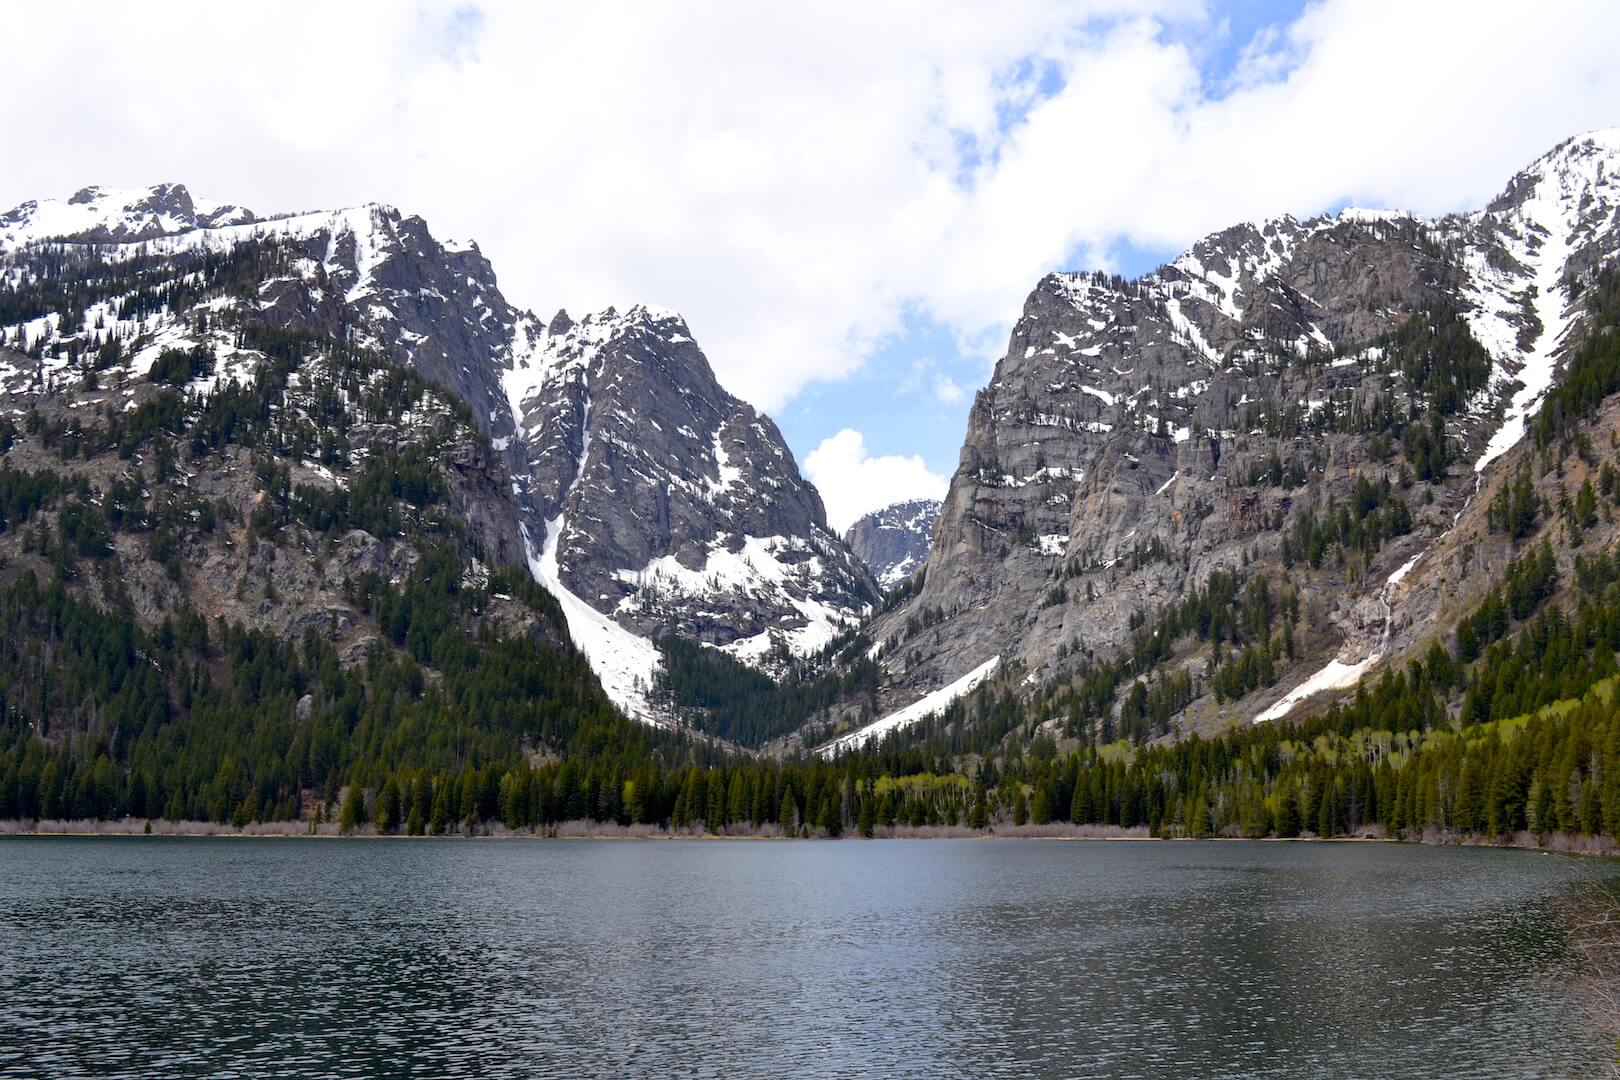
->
<box><xmin>0</xmin><ymin>838</ymin><xmax>1612</xmax><ymax>1077</ymax></box>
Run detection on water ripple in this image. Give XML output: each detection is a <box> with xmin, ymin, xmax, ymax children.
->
<box><xmin>0</xmin><ymin>838</ymin><xmax>1608</xmax><ymax>1077</ymax></box>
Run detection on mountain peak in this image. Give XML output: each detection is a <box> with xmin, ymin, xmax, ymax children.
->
<box><xmin>0</xmin><ymin>177</ymin><xmax>877</xmax><ymax>727</ymax></box>
<box><xmin>0</xmin><ymin>183</ymin><xmax>256</xmax><ymax>248</ymax></box>
<box><xmin>844</xmin><ymin>499</ymin><xmax>940</xmax><ymax>589</ymax></box>
<box><xmin>846</xmin><ymin>126</ymin><xmax>1620</xmax><ymax>751</ymax></box>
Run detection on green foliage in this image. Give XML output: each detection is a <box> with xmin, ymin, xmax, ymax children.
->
<box><xmin>57</xmin><ymin>498</ymin><xmax>112</xmax><ymax>559</ymax></box>
<box><xmin>1384</xmin><ymin>305</ymin><xmax>1493</xmax><ymax>415</ymax></box>
<box><xmin>0</xmin><ymin>239</ymin><xmax>300</xmax><ymax>344</ymax></box>
<box><xmin>1282</xmin><ymin>474</ymin><xmax>1412</xmax><ymax>568</ymax></box>
<box><xmin>1535</xmin><ymin>265</ymin><xmax>1620</xmax><ymax>449</ymax></box>
<box><xmin>1487</xmin><ymin>463</ymin><xmax>1541</xmax><ymax>538</ymax></box>
<box><xmin>147</xmin><ymin>345</ymin><xmax>215</xmax><ymax>386</ymax></box>
<box><xmin>0</xmin><ymin>547</ymin><xmax>649</xmax><ymax>828</ymax></box>
<box><xmin>1246</xmin><ymin>451</ymin><xmax>1308</xmax><ymax>490</ymax></box>
<box><xmin>0</xmin><ymin>465</ymin><xmax>61</xmax><ymax>533</ymax></box>
<box><xmin>654</xmin><ymin>636</ymin><xmax>879</xmax><ymax>747</ymax></box>
<box><xmin>1244</xmin><ymin>304</ymin><xmax>1489</xmax><ymax>481</ymax></box>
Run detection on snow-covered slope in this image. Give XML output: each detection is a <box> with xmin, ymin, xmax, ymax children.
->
<box><xmin>818</xmin><ymin>655</ymin><xmax>1000</xmax><ymax>757</ymax></box>
<box><xmin>0</xmin><ymin>184</ymin><xmax>253</xmax><ymax>248</ymax></box>
<box><xmin>1457</xmin><ymin>129</ymin><xmax>1620</xmax><ymax>471</ymax></box>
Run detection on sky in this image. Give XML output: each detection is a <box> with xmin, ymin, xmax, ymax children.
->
<box><xmin>3</xmin><ymin>1</ymin><xmax>1620</xmax><ymax>530</ymax></box>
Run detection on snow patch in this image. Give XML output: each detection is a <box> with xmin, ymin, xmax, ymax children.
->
<box><xmin>818</xmin><ymin>656</ymin><xmax>1001</xmax><ymax>757</ymax></box>
<box><xmin>1252</xmin><ymin>550</ymin><xmax>1423</xmax><ymax>725</ymax></box>
<box><xmin>705</xmin><ymin>430</ymin><xmax>741</xmax><ymax>499</ymax></box>
<box><xmin>1250</xmin><ymin>657</ymin><xmax>1379</xmax><ymax>724</ymax></box>
<box><xmin>1080</xmin><ymin>385</ymin><xmax>1116</xmax><ymax>407</ymax></box>
<box><xmin>527</xmin><ymin>519</ymin><xmax>663</xmax><ymax>725</ymax></box>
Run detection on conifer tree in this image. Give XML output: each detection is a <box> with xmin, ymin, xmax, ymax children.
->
<box><xmin>339</xmin><ymin>785</ymin><xmax>365</xmax><ymax>834</ymax></box>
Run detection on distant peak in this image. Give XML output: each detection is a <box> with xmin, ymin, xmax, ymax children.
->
<box><xmin>64</xmin><ymin>183</ymin><xmax>191</xmax><ymax>210</ymax></box>
<box><xmin>631</xmin><ymin>303</ymin><xmax>685</xmax><ymax>326</ymax></box>
<box><xmin>1335</xmin><ymin>207</ymin><xmax>1411</xmax><ymax>225</ymax></box>
<box><xmin>1554</xmin><ymin>127</ymin><xmax>1620</xmax><ymax>156</ymax></box>
<box><xmin>144</xmin><ymin>182</ymin><xmax>197</xmax><ymax>218</ymax></box>
<box><xmin>0</xmin><ymin>183</ymin><xmax>260</xmax><ymax>250</ymax></box>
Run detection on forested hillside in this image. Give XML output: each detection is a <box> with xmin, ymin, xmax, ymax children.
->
<box><xmin>0</xmin><ymin>234</ymin><xmax>710</xmax><ymax>829</ymax></box>
<box><xmin>6</xmin><ymin>145</ymin><xmax>1620</xmax><ymax>854</ymax></box>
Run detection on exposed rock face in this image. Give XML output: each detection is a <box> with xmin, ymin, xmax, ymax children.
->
<box><xmin>844</xmin><ymin>499</ymin><xmax>939</xmax><ymax>589</ymax></box>
<box><xmin>0</xmin><ymin>183</ymin><xmax>877</xmax><ymax>721</ymax></box>
<box><xmin>503</xmin><ymin>306</ymin><xmax>878</xmax><ymax>671</ymax></box>
<box><xmin>847</xmin><ymin>129</ymin><xmax>1620</xmax><ymax>744</ymax></box>
<box><xmin>0</xmin><ymin>288</ymin><xmax>552</xmax><ymax>675</ymax></box>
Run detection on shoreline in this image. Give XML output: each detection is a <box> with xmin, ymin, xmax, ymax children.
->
<box><xmin>3</xmin><ymin>818</ymin><xmax>1617</xmax><ymax>855</ymax></box>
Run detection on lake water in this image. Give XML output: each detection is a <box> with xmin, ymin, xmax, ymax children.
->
<box><xmin>0</xmin><ymin>838</ymin><xmax>1612</xmax><ymax>1077</ymax></box>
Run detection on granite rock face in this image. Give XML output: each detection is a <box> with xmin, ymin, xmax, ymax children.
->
<box><xmin>501</xmin><ymin>304</ymin><xmax>878</xmax><ymax>671</ymax></box>
<box><xmin>0</xmin><ymin>184</ymin><xmax>877</xmax><ymax>722</ymax></box>
<box><xmin>844</xmin><ymin>130</ymin><xmax>1620</xmax><ymax>743</ymax></box>
<box><xmin>844</xmin><ymin>499</ymin><xmax>939</xmax><ymax>589</ymax></box>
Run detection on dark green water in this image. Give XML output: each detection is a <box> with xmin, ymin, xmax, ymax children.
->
<box><xmin>0</xmin><ymin>838</ymin><xmax>1611</xmax><ymax>1077</ymax></box>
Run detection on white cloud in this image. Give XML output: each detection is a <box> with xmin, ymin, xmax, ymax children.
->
<box><xmin>896</xmin><ymin>356</ymin><xmax>968</xmax><ymax>405</ymax></box>
<box><xmin>2</xmin><ymin>1</ymin><xmax>1619</xmax><ymax>417</ymax></box>
<box><xmin>804</xmin><ymin>429</ymin><xmax>948</xmax><ymax>532</ymax></box>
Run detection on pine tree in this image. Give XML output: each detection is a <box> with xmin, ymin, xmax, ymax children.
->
<box><xmin>407</xmin><ymin>772</ymin><xmax>431</xmax><ymax>836</ymax></box>
<box><xmin>1031</xmin><ymin>784</ymin><xmax>1052</xmax><ymax>825</ymax></box>
<box><xmin>339</xmin><ymin>784</ymin><xmax>365</xmax><ymax>834</ymax></box>
<box><xmin>1576</xmin><ymin>478</ymin><xmax>1598</xmax><ymax>529</ymax></box>
<box><xmin>778</xmin><ymin>786</ymin><xmax>798</xmax><ymax>834</ymax></box>
<box><xmin>430</xmin><ymin>779</ymin><xmax>453</xmax><ymax>835</ymax></box>
<box><xmin>375</xmin><ymin>777</ymin><xmax>402</xmax><ymax>834</ymax></box>
<box><xmin>858</xmin><ymin>789</ymin><xmax>876</xmax><ymax>837</ymax></box>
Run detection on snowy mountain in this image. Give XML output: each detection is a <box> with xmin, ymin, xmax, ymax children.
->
<box><xmin>824</xmin><ymin>129</ymin><xmax>1620</xmax><ymax>752</ymax></box>
<box><xmin>0</xmin><ymin>184</ymin><xmax>254</xmax><ymax>248</ymax></box>
<box><xmin>843</xmin><ymin>499</ymin><xmax>939</xmax><ymax>588</ymax></box>
<box><xmin>0</xmin><ymin>182</ymin><xmax>876</xmax><ymax>724</ymax></box>
<box><xmin>11</xmin><ymin>128</ymin><xmax>1620</xmax><ymax>758</ymax></box>
<box><xmin>501</xmin><ymin>303</ymin><xmax>878</xmax><ymax>707</ymax></box>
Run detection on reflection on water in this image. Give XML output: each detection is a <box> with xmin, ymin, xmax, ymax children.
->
<box><xmin>0</xmin><ymin>838</ymin><xmax>1609</xmax><ymax>1077</ymax></box>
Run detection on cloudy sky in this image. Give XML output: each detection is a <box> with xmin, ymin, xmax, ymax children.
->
<box><xmin>4</xmin><ymin>1</ymin><xmax>1620</xmax><ymax>528</ymax></box>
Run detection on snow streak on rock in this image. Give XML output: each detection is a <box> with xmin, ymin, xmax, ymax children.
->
<box><xmin>818</xmin><ymin>655</ymin><xmax>1000</xmax><ymax>757</ymax></box>
<box><xmin>1468</xmin><ymin>131</ymin><xmax>1620</xmax><ymax>471</ymax></box>
<box><xmin>528</xmin><ymin>520</ymin><xmax>663</xmax><ymax>725</ymax></box>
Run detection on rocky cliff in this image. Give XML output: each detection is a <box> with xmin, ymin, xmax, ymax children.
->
<box><xmin>0</xmin><ymin>184</ymin><xmax>877</xmax><ymax>722</ymax></box>
<box><xmin>502</xmin><ymin>305</ymin><xmax>878</xmax><ymax>698</ymax></box>
<box><xmin>843</xmin><ymin>499</ymin><xmax>939</xmax><ymax>589</ymax></box>
<box><xmin>833</xmin><ymin>129</ymin><xmax>1620</xmax><ymax>750</ymax></box>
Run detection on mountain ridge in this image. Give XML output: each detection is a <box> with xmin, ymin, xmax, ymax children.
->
<box><xmin>0</xmin><ymin>181</ymin><xmax>878</xmax><ymax>724</ymax></box>
<box><xmin>818</xmin><ymin>127</ymin><xmax>1620</xmax><ymax>753</ymax></box>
